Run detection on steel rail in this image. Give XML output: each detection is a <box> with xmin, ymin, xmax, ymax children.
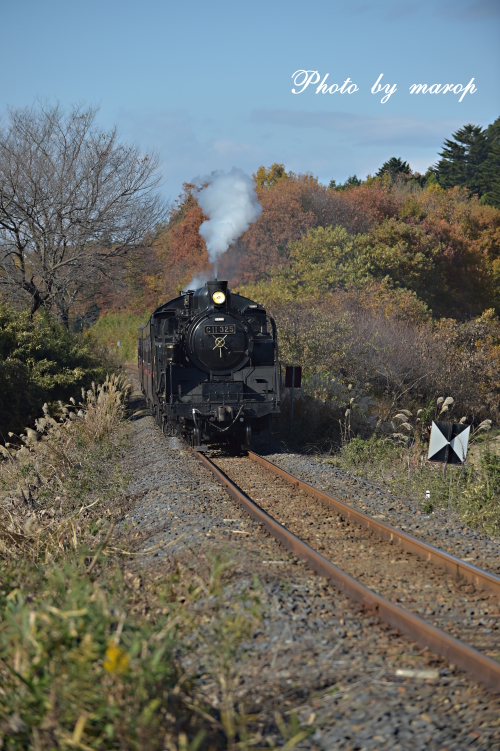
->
<box><xmin>192</xmin><ymin>450</ymin><xmax>500</xmax><ymax>694</ymax></box>
<box><xmin>248</xmin><ymin>451</ymin><xmax>500</xmax><ymax>597</ymax></box>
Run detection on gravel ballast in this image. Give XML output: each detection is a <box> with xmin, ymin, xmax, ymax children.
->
<box><xmin>212</xmin><ymin>453</ymin><xmax>500</xmax><ymax>660</ymax></box>
<box><xmin>121</xmin><ymin>371</ymin><xmax>500</xmax><ymax>750</ymax></box>
<box><xmin>264</xmin><ymin>452</ymin><xmax>500</xmax><ymax>577</ymax></box>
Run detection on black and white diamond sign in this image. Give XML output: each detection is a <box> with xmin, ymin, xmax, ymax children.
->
<box><xmin>428</xmin><ymin>421</ymin><xmax>470</xmax><ymax>464</ymax></box>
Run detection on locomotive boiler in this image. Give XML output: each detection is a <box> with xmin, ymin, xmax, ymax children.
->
<box><xmin>138</xmin><ymin>280</ymin><xmax>280</xmax><ymax>450</ymax></box>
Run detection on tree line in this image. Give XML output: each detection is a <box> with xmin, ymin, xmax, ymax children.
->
<box><xmin>0</xmin><ymin>102</ymin><xmax>498</xmax><ymax>328</ymax></box>
<box><xmin>329</xmin><ymin>118</ymin><xmax>500</xmax><ymax>208</ymax></box>
<box><xmin>131</xmin><ymin>128</ymin><xmax>499</xmax><ymax>321</ymax></box>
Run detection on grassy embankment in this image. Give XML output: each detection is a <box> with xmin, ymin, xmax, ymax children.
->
<box><xmin>1</xmin><ymin>374</ymin><xmax>304</xmax><ymax>750</ymax></box>
<box><xmin>90</xmin><ymin>311</ymin><xmax>150</xmax><ymax>364</ymax></box>
<box><xmin>324</xmin><ymin>429</ymin><xmax>500</xmax><ymax>534</ymax></box>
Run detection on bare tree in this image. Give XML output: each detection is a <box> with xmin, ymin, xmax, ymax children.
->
<box><xmin>0</xmin><ymin>101</ymin><xmax>167</xmax><ymax>325</ymax></box>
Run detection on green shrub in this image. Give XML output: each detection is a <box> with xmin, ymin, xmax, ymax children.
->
<box><xmin>324</xmin><ymin>434</ymin><xmax>404</xmax><ymax>477</ymax></box>
<box><xmin>0</xmin><ymin>305</ymin><xmax>107</xmax><ymax>439</ymax></box>
<box><xmin>461</xmin><ymin>446</ymin><xmax>500</xmax><ymax>534</ymax></box>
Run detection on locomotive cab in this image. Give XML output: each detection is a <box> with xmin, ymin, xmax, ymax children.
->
<box><xmin>138</xmin><ymin>280</ymin><xmax>280</xmax><ymax>451</ymax></box>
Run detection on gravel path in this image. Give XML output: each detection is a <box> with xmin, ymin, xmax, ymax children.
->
<box><xmin>121</xmin><ymin>369</ymin><xmax>500</xmax><ymax>750</ymax></box>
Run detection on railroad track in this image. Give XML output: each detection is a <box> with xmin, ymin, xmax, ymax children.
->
<box><xmin>191</xmin><ymin>448</ymin><xmax>500</xmax><ymax>694</ymax></box>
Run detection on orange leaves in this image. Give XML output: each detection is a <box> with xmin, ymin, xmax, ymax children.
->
<box><xmin>88</xmin><ymin>166</ymin><xmax>500</xmax><ymax>325</ymax></box>
<box><xmin>338</xmin><ymin>181</ymin><xmax>403</xmax><ymax>226</ymax></box>
<box><xmin>219</xmin><ymin>174</ymin><xmax>394</xmax><ymax>286</ymax></box>
<box><xmin>152</xmin><ymin>193</ymin><xmax>210</xmax><ymax>299</ymax></box>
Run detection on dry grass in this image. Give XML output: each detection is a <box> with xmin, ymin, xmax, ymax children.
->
<box><xmin>0</xmin><ymin>375</ymin><xmax>128</xmax><ymax>566</ymax></box>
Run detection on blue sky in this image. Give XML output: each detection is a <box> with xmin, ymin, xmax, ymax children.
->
<box><xmin>2</xmin><ymin>0</ymin><xmax>499</xmax><ymax>202</ymax></box>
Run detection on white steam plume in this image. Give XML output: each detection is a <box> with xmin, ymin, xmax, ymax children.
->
<box><xmin>194</xmin><ymin>167</ymin><xmax>262</xmax><ymax>278</ymax></box>
<box><xmin>186</xmin><ymin>274</ymin><xmax>211</xmax><ymax>291</ymax></box>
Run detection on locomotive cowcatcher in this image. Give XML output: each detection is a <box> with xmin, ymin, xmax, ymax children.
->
<box><xmin>138</xmin><ymin>280</ymin><xmax>280</xmax><ymax>450</ymax></box>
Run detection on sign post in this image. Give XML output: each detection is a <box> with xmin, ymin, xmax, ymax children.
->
<box><xmin>285</xmin><ymin>366</ymin><xmax>302</xmax><ymax>433</ymax></box>
<box><xmin>428</xmin><ymin>421</ymin><xmax>470</xmax><ymax>478</ymax></box>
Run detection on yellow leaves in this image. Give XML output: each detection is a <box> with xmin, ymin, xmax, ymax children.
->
<box><xmin>236</xmin><ymin>276</ymin><xmax>303</xmax><ymax>306</ymax></box>
<box><xmin>425</xmin><ymin>182</ymin><xmax>444</xmax><ymax>194</ymax></box>
<box><xmin>103</xmin><ymin>642</ymin><xmax>130</xmax><ymax>674</ymax></box>
<box><xmin>288</xmin><ymin>225</ymin><xmax>360</xmax><ymax>296</ymax></box>
<box><xmin>478</xmin><ymin>307</ymin><xmax>498</xmax><ymax>323</ymax></box>
<box><xmin>253</xmin><ymin>163</ymin><xmax>288</xmax><ymax>188</ymax></box>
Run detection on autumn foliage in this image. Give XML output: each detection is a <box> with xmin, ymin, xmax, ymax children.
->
<box><xmin>218</xmin><ymin>172</ymin><xmax>403</xmax><ymax>285</ymax></box>
<box><xmin>109</xmin><ymin>167</ymin><xmax>499</xmax><ymax>319</ymax></box>
<box><xmin>95</xmin><ymin>169</ymin><xmax>418</xmax><ymax>316</ymax></box>
<box><xmin>88</xmin><ymin>161</ymin><xmax>500</xmax><ymax>426</ymax></box>
<box><xmin>43</xmin><ymin>130</ymin><xmax>500</xmax><ymax>460</ymax></box>
<box><xmin>151</xmin><ymin>186</ymin><xmax>210</xmax><ymax>301</ymax></box>
<box><xmin>97</xmin><ymin>185</ymin><xmax>211</xmax><ymax>314</ymax></box>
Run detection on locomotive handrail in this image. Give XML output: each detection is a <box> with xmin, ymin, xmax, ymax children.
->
<box><xmin>267</xmin><ymin>314</ymin><xmax>279</xmax><ymax>365</ymax></box>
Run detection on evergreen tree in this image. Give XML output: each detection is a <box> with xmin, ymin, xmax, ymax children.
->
<box><xmin>329</xmin><ymin>175</ymin><xmax>362</xmax><ymax>191</ymax></box>
<box><xmin>479</xmin><ymin>117</ymin><xmax>500</xmax><ymax>208</ymax></box>
<box><xmin>376</xmin><ymin>157</ymin><xmax>411</xmax><ymax>178</ymax></box>
<box><xmin>434</xmin><ymin>124</ymin><xmax>488</xmax><ymax>197</ymax></box>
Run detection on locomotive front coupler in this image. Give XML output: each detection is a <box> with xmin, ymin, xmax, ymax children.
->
<box><xmin>217</xmin><ymin>405</ymin><xmax>233</xmax><ymax>422</ymax></box>
<box><xmin>192</xmin><ymin>405</ymin><xmax>245</xmax><ymax>435</ymax></box>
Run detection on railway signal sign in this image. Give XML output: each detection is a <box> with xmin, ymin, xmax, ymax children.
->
<box><xmin>428</xmin><ymin>421</ymin><xmax>470</xmax><ymax>465</ymax></box>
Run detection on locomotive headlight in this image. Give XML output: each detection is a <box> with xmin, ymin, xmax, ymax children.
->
<box><xmin>212</xmin><ymin>290</ymin><xmax>226</xmax><ymax>305</ymax></box>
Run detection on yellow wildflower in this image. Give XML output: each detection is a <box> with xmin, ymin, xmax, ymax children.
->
<box><xmin>103</xmin><ymin>643</ymin><xmax>129</xmax><ymax>674</ymax></box>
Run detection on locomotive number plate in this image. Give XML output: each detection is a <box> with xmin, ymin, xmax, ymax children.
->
<box><xmin>205</xmin><ymin>324</ymin><xmax>236</xmax><ymax>334</ymax></box>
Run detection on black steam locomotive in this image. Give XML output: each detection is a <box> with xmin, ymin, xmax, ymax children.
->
<box><xmin>138</xmin><ymin>280</ymin><xmax>280</xmax><ymax>450</ymax></box>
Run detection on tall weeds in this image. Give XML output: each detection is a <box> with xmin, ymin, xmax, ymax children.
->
<box><xmin>327</xmin><ymin>428</ymin><xmax>500</xmax><ymax>537</ymax></box>
<box><xmin>0</xmin><ymin>375</ymin><xmax>127</xmax><ymax>565</ymax></box>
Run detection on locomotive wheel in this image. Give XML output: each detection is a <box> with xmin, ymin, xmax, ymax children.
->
<box><xmin>163</xmin><ymin>420</ymin><xmax>176</xmax><ymax>437</ymax></box>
